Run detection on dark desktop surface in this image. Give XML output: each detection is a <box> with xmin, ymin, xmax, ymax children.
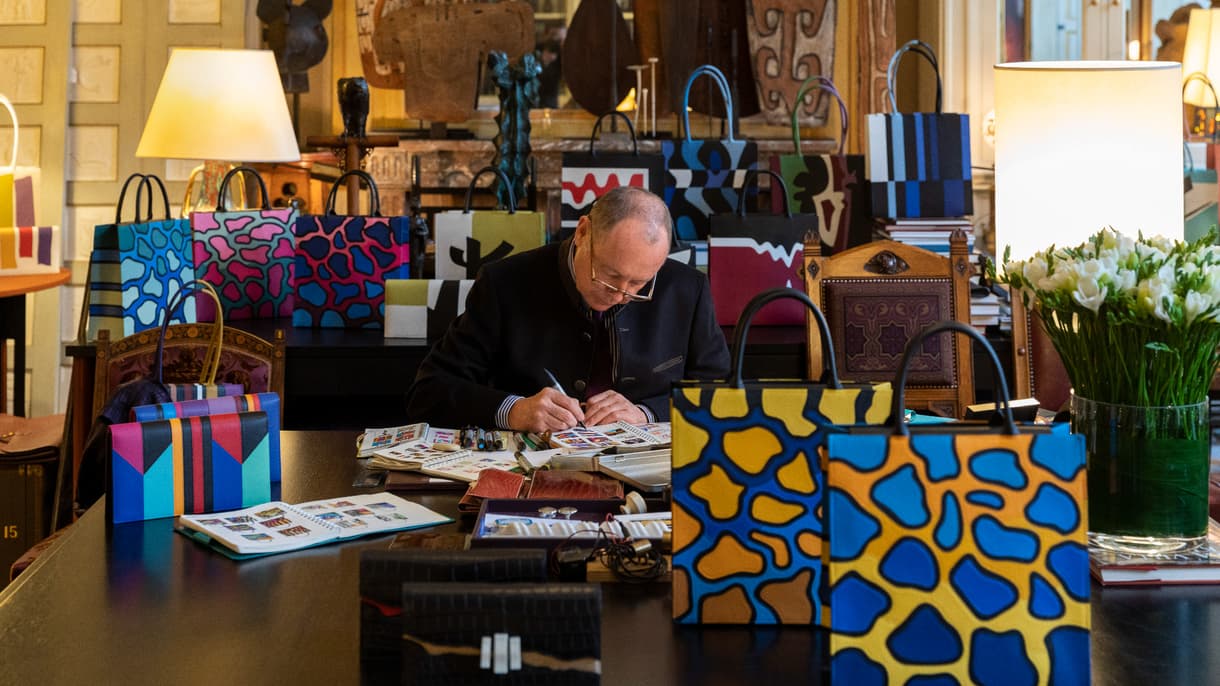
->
<box><xmin>2</xmin><ymin>431</ymin><xmax>1216</xmax><ymax>685</ymax></box>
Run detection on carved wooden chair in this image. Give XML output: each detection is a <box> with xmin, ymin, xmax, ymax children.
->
<box><xmin>92</xmin><ymin>324</ymin><xmax>286</xmax><ymax>424</ymax></box>
<box><xmin>803</xmin><ymin>229</ymin><xmax>974</xmax><ymax>418</ymax></box>
<box><xmin>1008</xmin><ymin>288</ymin><xmax>1071</xmax><ymax>413</ymax></box>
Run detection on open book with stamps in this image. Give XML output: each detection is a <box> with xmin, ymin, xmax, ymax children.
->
<box><xmin>176</xmin><ymin>493</ymin><xmax>453</xmax><ymax>559</ymax></box>
<box><xmin>546</xmin><ymin>421</ymin><xmax>671</xmax><ymax>452</ymax></box>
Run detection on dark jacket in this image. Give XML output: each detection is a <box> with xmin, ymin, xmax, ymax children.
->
<box><xmin>406</xmin><ymin>239</ymin><xmax>730</xmax><ymax>427</ymax></box>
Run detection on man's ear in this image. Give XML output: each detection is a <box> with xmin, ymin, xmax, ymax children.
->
<box><xmin>574</xmin><ymin>214</ymin><xmax>590</xmax><ymax>242</ymax></box>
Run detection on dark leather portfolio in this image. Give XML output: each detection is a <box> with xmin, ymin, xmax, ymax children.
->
<box><xmin>360</xmin><ymin>548</ymin><xmax>547</xmax><ymax>684</ymax></box>
<box><xmin>400</xmin><ymin>583</ymin><xmax>602</xmax><ymax>685</ymax></box>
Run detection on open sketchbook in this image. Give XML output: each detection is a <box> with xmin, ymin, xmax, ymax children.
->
<box><xmin>1089</xmin><ymin>519</ymin><xmax>1220</xmax><ymax>586</ymax></box>
<box><xmin>176</xmin><ymin>493</ymin><xmax>453</xmax><ymax>559</ymax></box>
<box><xmin>546</xmin><ymin>421</ymin><xmax>671</xmax><ymax>452</ymax></box>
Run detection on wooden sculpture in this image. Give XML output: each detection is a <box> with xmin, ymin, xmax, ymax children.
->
<box><xmin>371</xmin><ymin>1</ymin><xmax>534</xmax><ymax>123</ymax></box>
<box><xmin>562</xmin><ymin>0</ymin><xmax>638</xmax><ymax>116</ymax></box>
<box><xmin>745</xmin><ymin>0</ymin><xmax>837</xmax><ymax>127</ymax></box>
<box><xmin>660</xmin><ymin>0</ymin><xmax>760</xmax><ymax>120</ymax></box>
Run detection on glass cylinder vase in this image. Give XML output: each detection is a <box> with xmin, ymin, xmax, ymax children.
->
<box><xmin>1069</xmin><ymin>392</ymin><xmax>1210</xmax><ymax>554</ymax></box>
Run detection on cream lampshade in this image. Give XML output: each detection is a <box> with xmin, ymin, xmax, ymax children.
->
<box><xmin>136</xmin><ymin>48</ymin><xmax>300</xmax><ymax>213</ymax></box>
<box><xmin>994</xmin><ymin>61</ymin><xmax>1182</xmax><ymax>263</ymax></box>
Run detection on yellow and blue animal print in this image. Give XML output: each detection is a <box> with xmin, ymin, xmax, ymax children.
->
<box><xmin>671</xmin><ymin>383</ymin><xmax>891</xmax><ymax>625</ymax></box>
<box><xmin>825</xmin><ymin>430</ymin><xmax>1090</xmax><ymax>685</ymax></box>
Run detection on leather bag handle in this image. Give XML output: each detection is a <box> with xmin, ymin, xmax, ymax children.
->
<box><xmin>681</xmin><ymin>65</ymin><xmax>738</xmax><ymax>143</ymax></box>
<box><xmin>887</xmin><ymin>39</ymin><xmax>943</xmax><ymax>114</ymax></box>
<box><xmin>891</xmin><ymin>321</ymin><xmax>1015</xmax><ymax>436</ymax></box>
<box><xmin>217</xmin><ymin>165</ymin><xmax>272</xmax><ymax>211</ymax></box>
<box><xmin>462</xmin><ymin>166</ymin><xmax>518</xmax><ymax>214</ymax></box>
<box><xmin>728</xmin><ymin>287</ymin><xmax>840</xmax><ymax>389</ymax></box>
<box><xmin>588</xmin><ymin>112</ymin><xmax>639</xmax><ymax>157</ymax></box>
<box><xmin>0</xmin><ymin>93</ymin><xmax>16</xmax><ymax>172</ymax></box>
<box><xmin>157</xmin><ymin>281</ymin><xmax>224</xmax><ymax>385</ymax></box>
<box><xmin>735</xmin><ymin>169</ymin><xmax>791</xmax><ymax>218</ymax></box>
<box><xmin>792</xmin><ymin>76</ymin><xmax>848</xmax><ymax>154</ymax></box>
<box><xmin>325</xmin><ymin>169</ymin><xmax>382</xmax><ymax>216</ymax></box>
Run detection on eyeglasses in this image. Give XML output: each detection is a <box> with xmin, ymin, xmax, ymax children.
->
<box><xmin>588</xmin><ymin>235</ymin><xmax>657</xmax><ymax>303</ymax></box>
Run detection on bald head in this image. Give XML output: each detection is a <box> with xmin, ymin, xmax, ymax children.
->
<box><xmin>587</xmin><ymin>186</ymin><xmax>672</xmax><ymax>245</ymax></box>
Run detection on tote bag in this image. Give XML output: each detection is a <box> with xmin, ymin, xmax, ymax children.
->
<box><xmin>825</xmin><ymin>321</ymin><xmax>1089</xmax><ymax>685</ymax></box>
<box><xmin>434</xmin><ymin>167</ymin><xmax>547</xmax><ymax>279</ymax></box>
<box><xmin>560</xmin><ymin>111</ymin><xmax>665</xmax><ymax>240</ymax></box>
<box><xmin>383</xmin><ymin>278</ymin><xmax>474</xmax><ymax>340</ymax></box>
<box><xmin>0</xmin><ymin>93</ymin><xmax>37</xmax><ymax>229</ymax></box>
<box><xmin>770</xmin><ymin>76</ymin><xmax>871</xmax><ymax>254</ymax></box>
<box><xmin>191</xmin><ymin>166</ymin><xmax>297</xmax><ymax>321</ymax></box>
<box><xmin>671</xmin><ymin>288</ymin><xmax>893</xmax><ymax>626</ymax></box>
<box><xmin>866</xmin><ymin>40</ymin><xmax>973</xmax><ymax>219</ymax></box>
<box><xmin>131</xmin><ymin>392</ymin><xmax>282</xmax><ymax>482</ymax></box>
<box><xmin>709</xmin><ymin>169</ymin><xmax>814</xmax><ymax>326</ymax></box>
<box><xmin>292</xmin><ymin>170</ymin><xmax>411</xmax><ymax>328</ymax></box>
<box><xmin>88</xmin><ymin>173</ymin><xmax>196</xmax><ymax>340</ymax></box>
<box><xmin>662</xmin><ymin>65</ymin><xmax>758</xmax><ymax>241</ymax></box>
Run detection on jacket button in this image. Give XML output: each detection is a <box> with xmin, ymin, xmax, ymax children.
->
<box><xmin>573</xmin><ymin>379</ymin><xmax>587</xmax><ymax>393</ymax></box>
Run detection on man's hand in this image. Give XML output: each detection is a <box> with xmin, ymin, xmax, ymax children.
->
<box><xmin>584</xmin><ymin>390</ymin><xmax>646</xmax><ymax>426</ymax></box>
<box><xmin>507</xmin><ymin>388</ymin><xmax>586</xmax><ymax>433</ymax></box>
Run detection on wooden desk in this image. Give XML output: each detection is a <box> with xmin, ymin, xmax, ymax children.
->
<box><xmin>0</xmin><ymin>268</ymin><xmax>69</xmax><ymax>415</ymax></box>
<box><xmin>1</xmin><ymin>430</ymin><xmax>1217</xmax><ymax>684</ymax></box>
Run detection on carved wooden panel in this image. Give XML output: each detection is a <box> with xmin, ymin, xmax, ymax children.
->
<box><xmin>0</xmin><ymin>47</ymin><xmax>45</xmax><ymax>104</ymax></box>
<box><xmin>854</xmin><ymin>0</ymin><xmax>894</xmax><ymax>154</ymax></box>
<box><xmin>168</xmin><ymin>0</ymin><xmax>220</xmax><ymax>24</ymax></box>
<box><xmin>372</xmin><ymin>1</ymin><xmax>533</xmax><ymax>122</ymax></box>
<box><xmin>74</xmin><ymin>0</ymin><xmax>120</xmax><ymax>23</ymax></box>
<box><xmin>746</xmin><ymin>0</ymin><xmax>836</xmax><ymax>127</ymax></box>
<box><xmin>0</xmin><ymin>0</ymin><xmax>46</xmax><ymax>24</ymax></box>
<box><xmin>356</xmin><ymin>0</ymin><xmax>409</xmax><ymax>89</ymax></box>
<box><xmin>70</xmin><ymin>45</ymin><xmax>120</xmax><ymax>103</ymax></box>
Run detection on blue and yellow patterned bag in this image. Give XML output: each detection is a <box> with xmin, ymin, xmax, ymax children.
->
<box><xmin>671</xmin><ymin>288</ymin><xmax>892</xmax><ymax>626</ymax></box>
<box><xmin>825</xmin><ymin>321</ymin><xmax>1090</xmax><ymax>685</ymax></box>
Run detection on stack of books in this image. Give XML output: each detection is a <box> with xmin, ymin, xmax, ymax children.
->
<box><xmin>876</xmin><ymin>217</ymin><xmax>976</xmax><ymax>255</ymax></box>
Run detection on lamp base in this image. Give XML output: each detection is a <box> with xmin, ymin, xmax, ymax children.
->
<box><xmin>181</xmin><ymin>160</ymin><xmax>248</xmax><ymax>217</ymax></box>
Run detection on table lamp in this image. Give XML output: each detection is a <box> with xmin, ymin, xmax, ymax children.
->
<box><xmin>994</xmin><ymin>61</ymin><xmax>1182</xmax><ymax>263</ymax></box>
<box><xmin>135</xmin><ymin>48</ymin><xmax>300</xmax><ymax>215</ymax></box>
<box><xmin>1183</xmin><ymin>9</ymin><xmax>1220</xmax><ymax>107</ymax></box>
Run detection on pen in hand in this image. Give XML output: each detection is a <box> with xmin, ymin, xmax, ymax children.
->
<box><xmin>542</xmin><ymin>368</ymin><xmax>586</xmax><ymax>428</ymax></box>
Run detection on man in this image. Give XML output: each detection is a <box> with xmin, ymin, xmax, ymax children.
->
<box><xmin>406</xmin><ymin>186</ymin><xmax>729</xmax><ymax>433</ymax></box>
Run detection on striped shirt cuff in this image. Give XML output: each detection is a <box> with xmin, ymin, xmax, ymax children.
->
<box><xmin>636</xmin><ymin>403</ymin><xmax>655</xmax><ymax>423</ymax></box>
<box><xmin>496</xmin><ymin>395</ymin><xmax>524</xmax><ymax>430</ymax></box>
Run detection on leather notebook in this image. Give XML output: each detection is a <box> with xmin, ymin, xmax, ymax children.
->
<box><xmin>458</xmin><ymin>468</ymin><xmax>527</xmax><ymax>513</ymax></box>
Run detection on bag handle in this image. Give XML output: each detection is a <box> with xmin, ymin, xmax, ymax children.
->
<box><xmin>1184</xmin><ymin>72</ymin><xmax>1220</xmax><ymax>143</ymax></box>
<box><xmin>216</xmin><ymin>165</ymin><xmax>271</xmax><ymax>211</ymax></box>
<box><xmin>886</xmin><ymin>39</ymin><xmax>943</xmax><ymax>114</ymax></box>
<box><xmin>791</xmin><ymin>76</ymin><xmax>848</xmax><ymax>155</ymax></box>
<box><xmin>891</xmin><ymin>321</ymin><xmax>1015</xmax><ymax>437</ymax></box>
<box><xmin>0</xmin><ymin>94</ymin><xmax>16</xmax><ymax>172</ymax></box>
<box><xmin>114</xmin><ymin>173</ymin><xmax>155</xmax><ymax>224</ymax></box>
<box><xmin>682</xmin><ymin>65</ymin><xmax>738</xmax><ymax>143</ymax></box>
<box><xmin>728</xmin><ymin>287</ymin><xmax>840</xmax><ymax>389</ymax></box>
<box><xmin>156</xmin><ymin>280</ymin><xmax>225</xmax><ymax>385</ymax></box>
<box><xmin>325</xmin><ymin>169</ymin><xmax>382</xmax><ymax>217</ymax></box>
<box><xmin>589</xmin><ymin>112</ymin><xmax>639</xmax><ymax>157</ymax></box>
<box><xmin>735</xmin><ymin>169</ymin><xmax>791</xmax><ymax>218</ymax></box>
<box><xmin>462</xmin><ymin>166</ymin><xmax>517</xmax><ymax>214</ymax></box>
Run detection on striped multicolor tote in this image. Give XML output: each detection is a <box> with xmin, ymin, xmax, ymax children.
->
<box><xmin>131</xmin><ymin>392</ymin><xmax>281</xmax><ymax>481</ymax></box>
<box><xmin>866</xmin><ymin>40</ymin><xmax>972</xmax><ymax>219</ymax></box>
<box><xmin>108</xmin><ymin>411</ymin><xmax>272</xmax><ymax>524</ymax></box>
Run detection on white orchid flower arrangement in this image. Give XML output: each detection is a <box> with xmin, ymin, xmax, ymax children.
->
<box><xmin>999</xmin><ymin>228</ymin><xmax>1220</xmax><ymax>406</ymax></box>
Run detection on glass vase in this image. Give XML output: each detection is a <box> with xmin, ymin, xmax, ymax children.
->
<box><xmin>1069</xmin><ymin>392</ymin><xmax>1210</xmax><ymax>555</ymax></box>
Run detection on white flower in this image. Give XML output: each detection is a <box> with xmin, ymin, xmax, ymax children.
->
<box><xmin>1020</xmin><ymin>258</ymin><xmax>1048</xmax><ymax>288</ymax></box>
<box><xmin>1072</xmin><ymin>275</ymin><xmax>1106</xmax><ymax>313</ymax></box>
<box><xmin>1137</xmin><ymin>276</ymin><xmax>1175</xmax><ymax>323</ymax></box>
<box><xmin>1184</xmin><ymin>290</ymin><xmax>1213</xmax><ymax>325</ymax></box>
